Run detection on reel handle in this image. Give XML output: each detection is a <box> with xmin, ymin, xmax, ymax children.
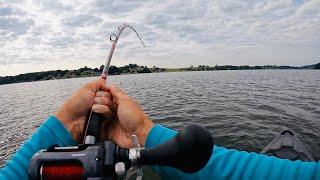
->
<box><xmin>139</xmin><ymin>124</ymin><xmax>213</xmax><ymax>173</ymax></box>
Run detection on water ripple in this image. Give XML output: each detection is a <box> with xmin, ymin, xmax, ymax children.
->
<box><xmin>0</xmin><ymin>70</ymin><xmax>319</xmax><ymax>166</ymax></box>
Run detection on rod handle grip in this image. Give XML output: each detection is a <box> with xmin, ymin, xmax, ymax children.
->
<box><xmin>85</xmin><ymin>111</ymin><xmax>103</xmax><ymax>144</ymax></box>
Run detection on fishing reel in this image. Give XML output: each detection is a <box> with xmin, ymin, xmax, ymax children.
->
<box><xmin>28</xmin><ymin>138</ymin><xmax>141</xmax><ymax>179</ymax></box>
<box><xmin>28</xmin><ymin>23</ymin><xmax>213</xmax><ymax>179</ymax></box>
<box><xmin>28</xmin><ymin>113</ymin><xmax>214</xmax><ymax>180</ymax></box>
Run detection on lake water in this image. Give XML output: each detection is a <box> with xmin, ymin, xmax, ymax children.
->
<box><xmin>0</xmin><ymin>70</ymin><xmax>319</xmax><ymax>166</ymax></box>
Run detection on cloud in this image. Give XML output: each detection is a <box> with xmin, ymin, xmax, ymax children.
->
<box><xmin>0</xmin><ymin>7</ymin><xmax>13</xmax><ymax>16</ymax></box>
<box><xmin>32</xmin><ymin>0</ymin><xmax>73</xmax><ymax>12</ymax></box>
<box><xmin>64</xmin><ymin>15</ymin><xmax>103</xmax><ymax>27</ymax></box>
<box><xmin>295</xmin><ymin>0</ymin><xmax>320</xmax><ymax>17</ymax></box>
<box><xmin>0</xmin><ymin>17</ymin><xmax>34</xmax><ymax>35</ymax></box>
<box><xmin>0</xmin><ymin>0</ymin><xmax>319</xmax><ymax>76</ymax></box>
<box><xmin>90</xmin><ymin>0</ymin><xmax>144</xmax><ymax>16</ymax></box>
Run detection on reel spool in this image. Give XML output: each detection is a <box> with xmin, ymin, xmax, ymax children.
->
<box><xmin>41</xmin><ymin>162</ymin><xmax>84</xmax><ymax>180</ymax></box>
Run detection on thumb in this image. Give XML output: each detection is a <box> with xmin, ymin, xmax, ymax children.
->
<box><xmin>85</xmin><ymin>77</ymin><xmax>106</xmax><ymax>92</ymax></box>
<box><xmin>109</xmin><ymin>84</ymin><xmax>128</xmax><ymax>101</ymax></box>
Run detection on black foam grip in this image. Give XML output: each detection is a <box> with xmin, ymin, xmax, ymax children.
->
<box><xmin>139</xmin><ymin>124</ymin><xmax>213</xmax><ymax>173</ymax></box>
<box><xmin>85</xmin><ymin>111</ymin><xmax>103</xmax><ymax>141</ymax></box>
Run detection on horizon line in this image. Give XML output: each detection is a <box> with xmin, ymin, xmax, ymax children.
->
<box><xmin>1</xmin><ymin>62</ymin><xmax>319</xmax><ymax>77</ymax></box>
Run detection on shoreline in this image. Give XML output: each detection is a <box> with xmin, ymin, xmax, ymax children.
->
<box><xmin>1</xmin><ymin>63</ymin><xmax>319</xmax><ymax>86</ymax></box>
<box><xmin>0</xmin><ymin>68</ymin><xmax>318</xmax><ymax>86</ymax></box>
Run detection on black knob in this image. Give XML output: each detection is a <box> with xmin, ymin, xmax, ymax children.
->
<box><xmin>139</xmin><ymin>124</ymin><xmax>213</xmax><ymax>173</ymax></box>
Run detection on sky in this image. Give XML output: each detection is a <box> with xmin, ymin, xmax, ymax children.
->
<box><xmin>0</xmin><ymin>0</ymin><xmax>319</xmax><ymax>76</ymax></box>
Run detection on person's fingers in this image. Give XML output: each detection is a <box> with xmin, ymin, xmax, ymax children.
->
<box><xmin>92</xmin><ymin>104</ymin><xmax>113</xmax><ymax>118</ymax></box>
<box><xmin>84</xmin><ymin>77</ymin><xmax>106</xmax><ymax>93</ymax></box>
<box><xmin>108</xmin><ymin>84</ymin><xmax>130</xmax><ymax>106</ymax></box>
<box><xmin>108</xmin><ymin>84</ymin><xmax>126</xmax><ymax>97</ymax></box>
<box><xmin>96</xmin><ymin>91</ymin><xmax>111</xmax><ymax>99</ymax></box>
<box><xmin>93</xmin><ymin>97</ymin><xmax>112</xmax><ymax>107</ymax></box>
<box><xmin>100</xmin><ymin>83</ymin><xmax>110</xmax><ymax>92</ymax></box>
<box><xmin>96</xmin><ymin>77</ymin><xmax>108</xmax><ymax>92</ymax></box>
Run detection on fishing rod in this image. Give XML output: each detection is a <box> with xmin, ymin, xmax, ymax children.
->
<box><xmin>28</xmin><ymin>24</ymin><xmax>214</xmax><ymax>180</ymax></box>
<box><xmin>101</xmin><ymin>23</ymin><xmax>145</xmax><ymax>79</ymax></box>
<box><xmin>84</xmin><ymin>23</ymin><xmax>146</xmax><ymax>145</ymax></box>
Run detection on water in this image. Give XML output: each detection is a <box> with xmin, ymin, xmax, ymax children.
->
<box><xmin>0</xmin><ymin>70</ymin><xmax>319</xmax><ymax>166</ymax></box>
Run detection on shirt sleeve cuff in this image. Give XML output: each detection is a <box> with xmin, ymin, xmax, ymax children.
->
<box><xmin>145</xmin><ymin>124</ymin><xmax>177</xmax><ymax>148</ymax></box>
<box><xmin>42</xmin><ymin>116</ymin><xmax>77</xmax><ymax>146</ymax></box>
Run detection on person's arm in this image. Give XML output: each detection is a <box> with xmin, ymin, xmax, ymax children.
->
<box><xmin>146</xmin><ymin>124</ymin><xmax>320</xmax><ymax>180</ymax></box>
<box><xmin>105</xmin><ymin>85</ymin><xmax>320</xmax><ymax>179</ymax></box>
<box><xmin>0</xmin><ymin>116</ymin><xmax>76</xmax><ymax>179</ymax></box>
<box><xmin>0</xmin><ymin>78</ymin><xmax>113</xmax><ymax>179</ymax></box>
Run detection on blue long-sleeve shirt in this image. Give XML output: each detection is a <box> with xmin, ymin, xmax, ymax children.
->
<box><xmin>0</xmin><ymin>116</ymin><xmax>77</xmax><ymax>179</ymax></box>
<box><xmin>0</xmin><ymin>116</ymin><xmax>319</xmax><ymax>179</ymax></box>
<box><xmin>146</xmin><ymin>124</ymin><xmax>320</xmax><ymax>179</ymax></box>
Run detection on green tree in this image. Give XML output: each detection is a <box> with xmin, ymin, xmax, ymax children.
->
<box><xmin>109</xmin><ymin>66</ymin><xmax>120</xmax><ymax>75</ymax></box>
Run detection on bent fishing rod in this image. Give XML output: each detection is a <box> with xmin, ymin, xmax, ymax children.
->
<box><xmin>28</xmin><ymin>24</ymin><xmax>214</xmax><ymax>180</ymax></box>
<box><xmin>84</xmin><ymin>23</ymin><xmax>146</xmax><ymax>145</ymax></box>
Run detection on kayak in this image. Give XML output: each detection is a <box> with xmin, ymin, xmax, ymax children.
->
<box><xmin>261</xmin><ymin>130</ymin><xmax>315</xmax><ymax>162</ymax></box>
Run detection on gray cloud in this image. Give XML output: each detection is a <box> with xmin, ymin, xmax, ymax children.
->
<box><xmin>295</xmin><ymin>0</ymin><xmax>320</xmax><ymax>17</ymax></box>
<box><xmin>91</xmin><ymin>0</ymin><xmax>143</xmax><ymax>15</ymax></box>
<box><xmin>0</xmin><ymin>7</ymin><xmax>12</xmax><ymax>16</ymax></box>
<box><xmin>32</xmin><ymin>0</ymin><xmax>73</xmax><ymax>12</ymax></box>
<box><xmin>0</xmin><ymin>6</ymin><xmax>26</xmax><ymax>16</ymax></box>
<box><xmin>164</xmin><ymin>0</ymin><xmax>209</xmax><ymax>20</ymax></box>
<box><xmin>47</xmin><ymin>36</ymin><xmax>76</xmax><ymax>48</ymax></box>
<box><xmin>64</xmin><ymin>15</ymin><xmax>103</xmax><ymax>27</ymax></box>
<box><xmin>145</xmin><ymin>14</ymin><xmax>172</xmax><ymax>28</ymax></box>
<box><xmin>0</xmin><ymin>17</ymin><xmax>34</xmax><ymax>35</ymax></box>
<box><xmin>0</xmin><ymin>0</ymin><xmax>320</xmax><ymax>76</ymax></box>
<box><xmin>0</xmin><ymin>0</ymin><xmax>23</xmax><ymax>5</ymax></box>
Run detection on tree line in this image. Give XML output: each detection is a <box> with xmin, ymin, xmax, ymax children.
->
<box><xmin>0</xmin><ymin>64</ymin><xmax>165</xmax><ymax>85</ymax></box>
<box><xmin>182</xmin><ymin>63</ymin><xmax>320</xmax><ymax>71</ymax></box>
<box><xmin>0</xmin><ymin>63</ymin><xmax>319</xmax><ymax>85</ymax></box>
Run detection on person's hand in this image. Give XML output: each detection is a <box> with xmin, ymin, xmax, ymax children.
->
<box><xmin>103</xmin><ymin>85</ymin><xmax>154</xmax><ymax>148</ymax></box>
<box><xmin>56</xmin><ymin>78</ymin><xmax>113</xmax><ymax>143</ymax></box>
